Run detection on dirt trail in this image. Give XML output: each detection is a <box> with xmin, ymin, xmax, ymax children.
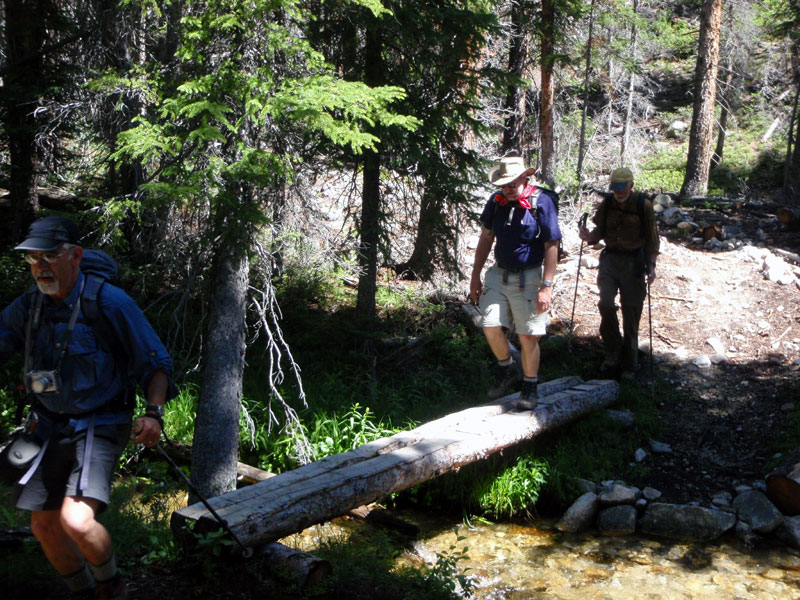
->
<box><xmin>465</xmin><ymin>200</ymin><xmax>800</xmax><ymax>503</ymax></box>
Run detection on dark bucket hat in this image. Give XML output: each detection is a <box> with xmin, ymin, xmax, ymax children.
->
<box><xmin>14</xmin><ymin>216</ymin><xmax>82</xmax><ymax>252</ymax></box>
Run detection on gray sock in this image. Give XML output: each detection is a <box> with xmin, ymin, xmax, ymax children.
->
<box><xmin>498</xmin><ymin>357</ymin><xmax>514</xmax><ymax>367</ymax></box>
<box><xmin>63</xmin><ymin>563</ymin><xmax>94</xmax><ymax>592</ymax></box>
<box><xmin>89</xmin><ymin>552</ymin><xmax>117</xmax><ymax>583</ymax></box>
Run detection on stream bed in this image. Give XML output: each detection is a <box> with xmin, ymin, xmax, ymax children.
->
<box><xmin>290</xmin><ymin>510</ymin><xmax>800</xmax><ymax>599</ymax></box>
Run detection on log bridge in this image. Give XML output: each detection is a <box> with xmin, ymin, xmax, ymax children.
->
<box><xmin>172</xmin><ymin>376</ymin><xmax>619</xmax><ymax>550</ymax></box>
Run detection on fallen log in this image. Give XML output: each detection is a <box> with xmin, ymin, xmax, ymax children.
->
<box><xmin>172</xmin><ymin>377</ymin><xmax>618</xmax><ymax>548</ymax></box>
<box><xmin>766</xmin><ymin>452</ymin><xmax>800</xmax><ymax>516</ymax></box>
<box><xmin>258</xmin><ymin>543</ymin><xmax>332</xmax><ymax>588</ymax></box>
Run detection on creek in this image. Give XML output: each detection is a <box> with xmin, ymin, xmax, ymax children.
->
<box><xmin>290</xmin><ymin>509</ymin><xmax>800</xmax><ymax>599</ymax></box>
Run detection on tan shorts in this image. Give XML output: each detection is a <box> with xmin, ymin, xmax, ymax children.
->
<box><xmin>479</xmin><ymin>264</ymin><xmax>549</xmax><ymax>336</ymax></box>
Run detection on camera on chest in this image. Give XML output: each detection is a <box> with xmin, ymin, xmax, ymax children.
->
<box><xmin>25</xmin><ymin>369</ymin><xmax>61</xmax><ymax>394</ymax></box>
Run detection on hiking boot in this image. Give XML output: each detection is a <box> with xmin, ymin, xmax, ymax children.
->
<box><xmin>94</xmin><ymin>574</ymin><xmax>127</xmax><ymax>600</ymax></box>
<box><xmin>515</xmin><ymin>380</ymin><xmax>538</xmax><ymax>410</ymax></box>
<box><xmin>488</xmin><ymin>362</ymin><xmax>522</xmax><ymax>400</ymax></box>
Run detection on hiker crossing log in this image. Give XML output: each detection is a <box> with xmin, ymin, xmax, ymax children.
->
<box><xmin>172</xmin><ymin>376</ymin><xmax>618</xmax><ymax>549</ymax></box>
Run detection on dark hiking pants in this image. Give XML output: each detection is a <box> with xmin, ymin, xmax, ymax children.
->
<box><xmin>597</xmin><ymin>250</ymin><xmax>647</xmax><ymax>370</ymax></box>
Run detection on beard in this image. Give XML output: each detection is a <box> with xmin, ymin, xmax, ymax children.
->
<box><xmin>36</xmin><ymin>271</ymin><xmax>60</xmax><ymax>295</ymax></box>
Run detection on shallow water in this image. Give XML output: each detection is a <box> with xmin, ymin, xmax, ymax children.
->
<box><xmin>290</xmin><ymin>510</ymin><xmax>800</xmax><ymax>599</ymax></box>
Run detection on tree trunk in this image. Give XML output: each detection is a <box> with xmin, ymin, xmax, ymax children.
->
<box><xmin>173</xmin><ymin>377</ymin><xmax>619</xmax><ymax>547</ymax></box>
<box><xmin>576</xmin><ymin>0</ymin><xmax>597</xmax><ymax>183</ymax></box>
<box><xmin>1</xmin><ymin>0</ymin><xmax>50</xmax><ymax>243</ymax></box>
<box><xmin>501</xmin><ymin>0</ymin><xmax>530</xmax><ymax>155</ymax></box>
<box><xmin>712</xmin><ymin>4</ymin><xmax>736</xmax><ymax>168</ymax></box>
<box><xmin>191</xmin><ymin>240</ymin><xmax>249</xmax><ymax>500</ymax></box>
<box><xmin>401</xmin><ymin>187</ymin><xmax>440</xmax><ymax>280</ymax></box>
<box><xmin>680</xmin><ymin>0</ymin><xmax>723</xmax><ymax>198</ymax></box>
<box><xmin>784</xmin><ymin>79</ymin><xmax>800</xmax><ymax>204</ymax></box>
<box><xmin>539</xmin><ymin>0</ymin><xmax>556</xmax><ymax>187</ymax></box>
<box><xmin>355</xmin><ymin>22</ymin><xmax>384</xmax><ymax>318</ymax></box>
<box><xmin>620</xmin><ymin>0</ymin><xmax>639</xmax><ymax>164</ymax></box>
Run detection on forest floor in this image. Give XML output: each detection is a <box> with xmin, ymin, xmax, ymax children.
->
<box><xmin>542</xmin><ymin>199</ymin><xmax>800</xmax><ymax>505</ymax></box>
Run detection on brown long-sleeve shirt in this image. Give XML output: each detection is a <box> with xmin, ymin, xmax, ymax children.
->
<box><xmin>592</xmin><ymin>192</ymin><xmax>660</xmax><ymax>257</ymax></box>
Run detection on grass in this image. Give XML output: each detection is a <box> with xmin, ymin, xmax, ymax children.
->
<box><xmin>0</xmin><ymin>262</ymin><xmax>670</xmax><ymax>597</ymax></box>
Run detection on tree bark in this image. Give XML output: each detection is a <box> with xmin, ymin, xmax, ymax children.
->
<box><xmin>1</xmin><ymin>0</ymin><xmax>51</xmax><ymax>243</ymax></box>
<box><xmin>501</xmin><ymin>0</ymin><xmax>530</xmax><ymax>155</ymax></box>
<box><xmin>191</xmin><ymin>240</ymin><xmax>249</xmax><ymax>500</ymax></box>
<box><xmin>173</xmin><ymin>377</ymin><xmax>619</xmax><ymax>547</ymax></box>
<box><xmin>539</xmin><ymin>0</ymin><xmax>556</xmax><ymax>187</ymax></box>
<box><xmin>576</xmin><ymin>0</ymin><xmax>596</xmax><ymax>183</ymax></box>
<box><xmin>355</xmin><ymin>21</ymin><xmax>384</xmax><ymax>318</ymax></box>
<box><xmin>680</xmin><ymin>0</ymin><xmax>723</xmax><ymax>198</ymax></box>
<box><xmin>785</xmin><ymin>78</ymin><xmax>800</xmax><ymax>204</ymax></box>
<box><xmin>620</xmin><ymin>0</ymin><xmax>639</xmax><ymax>164</ymax></box>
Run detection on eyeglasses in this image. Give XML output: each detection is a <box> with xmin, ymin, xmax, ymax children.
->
<box><xmin>23</xmin><ymin>250</ymin><xmax>67</xmax><ymax>265</ymax></box>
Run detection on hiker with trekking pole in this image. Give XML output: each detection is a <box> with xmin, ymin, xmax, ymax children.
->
<box><xmin>469</xmin><ymin>156</ymin><xmax>562</xmax><ymax>407</ymax></box>
<box><xmin>578</xmin><ymin>168</ymin><xmax>659</xmax><ymax>381</ymax></box>
<box><xmin>0</xmin><ymin>217</ymin><xmax>178</xmax><ymax>600</ymax></box>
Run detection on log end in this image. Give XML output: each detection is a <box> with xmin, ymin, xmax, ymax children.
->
<box><xmin>766</xmin><ymin>474</ymin><xmax>800</xmax><ymax>516</ymax></box>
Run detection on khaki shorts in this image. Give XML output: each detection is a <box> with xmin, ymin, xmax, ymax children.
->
<box><xmin>16</xmin><ymin>423</ymin><xmax>131</xmax><ymax>512</ymax></box>
<box><xmin>479</xmin><ymin>264</ymin><xmax>549</xmax><ymax>336</ymax></box>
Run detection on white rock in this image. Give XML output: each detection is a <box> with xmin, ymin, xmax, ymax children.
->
<box><xmin>693</xmin><ymin>355</ymin><xmax>712</xmax><ymax>368</ymax></box>
<box><xmin>706</xmin><ymin>338</ymin><xmax>726</xmax><ymax>354</ymax></box>
<box><xmin>580</xmin><ymin>255</ymin><xmax>599</xmax><ymax>269</ymax></box>
<box><xmin>635</xmin><ymin>448</ymin><xmax>647</xmax><ymax>462</ymax></box>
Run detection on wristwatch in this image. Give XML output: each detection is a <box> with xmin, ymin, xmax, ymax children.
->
<box><xmin>541</xmin><ymin>280</ymin><xmax>553</xmax><ymax>288</ymax></box>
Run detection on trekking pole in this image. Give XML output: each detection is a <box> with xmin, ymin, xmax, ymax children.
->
<box><xmin>647</xmin><ymin>278</ymin><xmax>654</xmax><ymax>382</ymax></box>
<box><xmin>570</xmin><ymin>213</ymin><xmax>589</xmax><ymax>333</ymax></box>
<box><xmin>154</xmin><ymin>441</ymin><xmax>254</xmax><ymax>558</ymax></box>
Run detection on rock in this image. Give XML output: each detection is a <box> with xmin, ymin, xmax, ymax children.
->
<box><xmin>597</xmin><ymin>505</ymin><xmax>637</xmax><ymax>535</ymax></box>
<box><xmin>661</xmin><ymin>206</ymin><xmax>685</xmax><ymax>226</ymax></box>
<box><xmin>580</xmin><ymin>255</ymin><xmax>599</xmax><ymax>269</ymax></box>
<box><xmin>667</xmin><ymin>120</ymin><xmax>689</xmax><ymax>138</ymax></box>
<box><xmin>676</xmin><ymin>221</ymin><xmax>697</xmax><ymax>231</ymax></box>
<box><xmin>642</xmin><ymin>487</ymin><xmax>662</xmax><ymax>502</ymax></box>
<box><xmin>734</xmin><ymin>520</ymin><xmax>760</xmax><ymax>549</ymax></box>
<box><xmin>703</xmin><ymin>238</ymin><xmax>723</xmax><ymax>251</ymax></box>
<box><xmin>711</xmin><ymin>491</ymin><xmax>732</xmax><ymax>508</ymax></box>
<box><xmin>709</xmin><ymin>353</ymin><xmax>727</xmax><ymax>365</ymax></box>
<box><xmin>776</xmin><ymin>516</ymin><xmax>800</xmax><ymax>549</ymax></box>
<box><xmin>635</xmin><ymin>448</ymin><xmax>647</xmax><ymax>463</ymax></box>
<box><xmin>757</xmin><ymin>320</ymin><xmax>771</xmax><ymax>335</ymax></box>
<box><xmin>692</xmin><ymin>354</ymin><xmax>712</xmax><ymax>368</ymax></box>
<box><xmin>598</xmin><ymin>483</ymin><xmax>639</xmax><ymax>506</ymax></box>
<box><xmin>653</xmin><ymin>194</ymin><xmax>674</xmax><ymax>208</ymax></box>
<box><xmin>705</xmin><ymin>337</ymin><xmax>726</xmax><ymax>354</ymax></box>
<box><xmin>556</xmin><ymin>492</ymin><xmax>600</xmax><ymax>533</ymax></box>
<box><xmin>605</xmin><ymin>409</ymin><xmax>635</xmax><ymax>428</ymax></box>
<box><xmin>649</xmin><ymin>440</ymin><xmax>673</xmax><ymax>454</ymax></box>
<box><xmin>732</xmin><ymin>490</ymin><xmax>784</xmax><ymax>534</ymax></box>
<box><xmin>638</xmin><ymin>503</ymin><xmax>737</xmax><ymax>542</ymax></box>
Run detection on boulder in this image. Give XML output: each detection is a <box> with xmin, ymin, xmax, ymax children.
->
<box><xmin>638</xmin><ymin>503</ymin><xmax>737</xmax><ymax>542</ymax></box>
<box><xmin>776</xmin><ymin>516</ymin><xmax>800</xmax><ymax>549</ymax></box>
<box><xmin>597</xmin><ymin>505</ymin><xmax>637</xmax><ymax>536</ymax></box>
<box><xmin>598</xmin><ymin>483</ymin><xmax>639</xmax><ymax>506</ymax></box>
<box><xmin>556</xmin><ymin>492</ymin><xmax>600</xmax><ymax>533</ymax></box>
<box><xmin>732</xmin><ymin>490</ymin><xmax>784</xmax><ymax>534</ymax></box>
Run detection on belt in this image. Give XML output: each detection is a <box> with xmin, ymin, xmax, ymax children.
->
<box><xmin>495</xmin><ymin>261</ymin><xmax>542</xmax><ymax>273</ymax></box>
<box><xmin>602</xmin><ymin>247</ymin><xmax>642</xmax><ymax>255</ymax></box>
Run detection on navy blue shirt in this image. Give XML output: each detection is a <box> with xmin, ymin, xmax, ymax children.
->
<box><xmin>480</xmin><ymin>188</ymin><xmax>562</xmax><ymax>269</ymax></box>
<box><xmin>0</xmin><ymin>272</ymin><xmax>177</xmax><ymax>429</ymax></box>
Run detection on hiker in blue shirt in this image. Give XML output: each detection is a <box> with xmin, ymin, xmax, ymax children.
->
<box><xmin>0</xmin><ymin>216</ymin><xmax>177</xmax><ymax>600</ymax></box>
<box><xmin>470</xmin><ymin>156</ymin><xmax>562</xmax><ymax>407</ymax></box>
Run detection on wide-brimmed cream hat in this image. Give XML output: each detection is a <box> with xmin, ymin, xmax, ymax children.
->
<box><xmin>488</xmin><ymin>156</ymin><xmax>536</xmax><ymax>187</ymax></box>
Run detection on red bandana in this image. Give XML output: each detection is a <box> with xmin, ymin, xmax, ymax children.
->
<box><xmin>494</xmin><ymin>184</ymin><xmax>537</xmax><ymax>209</ymax></box>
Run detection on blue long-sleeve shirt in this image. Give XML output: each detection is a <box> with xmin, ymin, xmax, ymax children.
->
<box><xmin>0</xmin><ymin>272</ymin><xmax>177</xmax><ymax>429</ymax></box>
